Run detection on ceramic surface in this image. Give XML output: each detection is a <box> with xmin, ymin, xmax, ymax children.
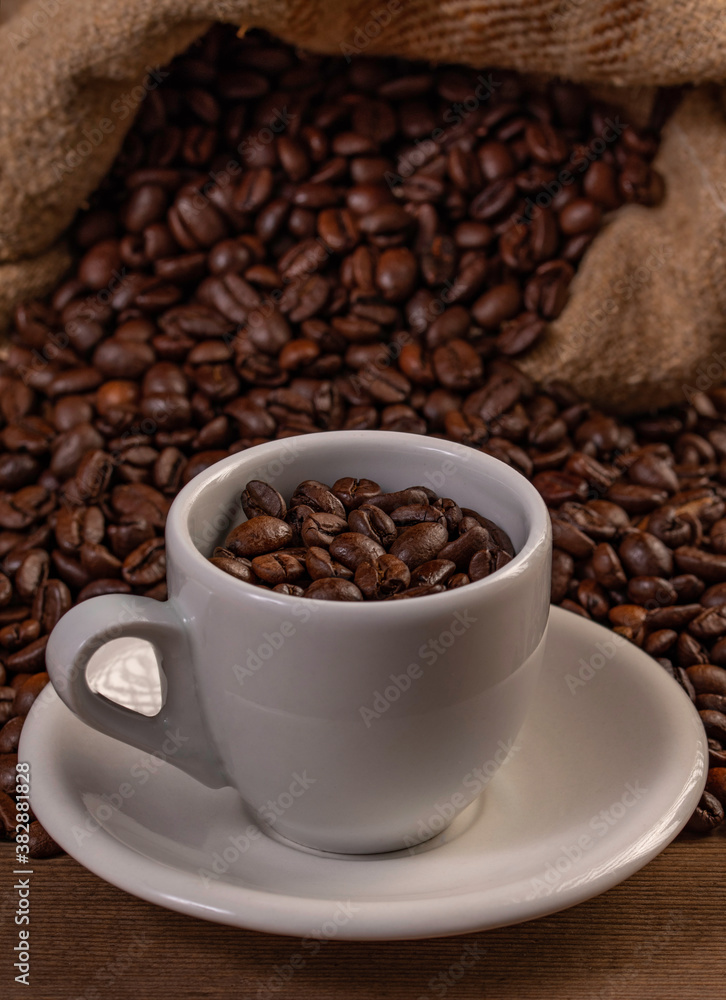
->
<box><xmin>46</xmin><ymin>432</ymin><xmax>551</xmax><ymax>853</ymax></box>
<box><xmin>23</xmin><ymin>607</ymin><xmax>707</xmax><ymax>939</ymax></box>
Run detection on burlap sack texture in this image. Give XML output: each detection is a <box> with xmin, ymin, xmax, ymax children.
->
<box><xmin>3</xmin><ymin>0</ymin><xmax>726</xmax><ymax>413</ymax></box>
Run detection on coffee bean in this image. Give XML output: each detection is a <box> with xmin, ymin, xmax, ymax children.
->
<box><xmin>80</xmin><ymin>542</ymin><xmax>122</xmax><ymax>580</ymax></box>
<box><xmin>470</xmin><ymin>547</ymin><xmax>513</xmax><ymax>580</ymax></box>
<box><xmin>409</xmin><ymin>559</ymin><xmax>457</xmax><ymax>588</ymax></box>
<box><xmin>699</xmin><ymin>710</ymin><xmax>726</xmax><ymax>743</ymax></box>
<box><xmin>628</xmin><ymin>452</ymin><xmax>679</xmax><ymax>494</ymax></box>
<box><xmin>471</xmin><ymin>284</ymin><xmax>520</xmax><ymax>328</ymax></box>
<box><xmin>644</xmin><ymin>629</ymin><xmax>678</xmax><ymax>656</ymax></box>
<box><xmin>331</xmin><ymin>477</ymin><xmax>382</xmax><ymax>510</ymax></box>
<box><xmin>706</xmin><ymin>767</ymin><xmax>726</xmax><ymax>807</ymax></box>
<box><xmin>300</xmin><ymin>513</ymin><xmax>349</xmax><ymax>548</ymax></box>
<box><xmin>432</xmin><ymin>340</ymin><xmax>483</xmax><ymax>390</ymax></box>
<box><xmin>390</xmin><ymin>522</ymin><xmax>448</xmax><ymax>570</ymax></box>
<box><xmin>389</xmin><ymin>504</ymin><xmax>446</xmax><ymax>528</ymax></box>
<box><xmin>387</xmin><ymin>584</ymin><xmax>446</xmax><ymax>600</ymax></box>
<box><xmin>272</xmin><ymin>583</ymin><xmax>305</xmax><ymax>597</ymax></box>
<box><xmin>225</xmin><ymin>516</ymin><xmax>293</xmax><ymax>559</ymax></box>
<box><xmin>647</xmin><ymin>506</ymin><xmax>694</xmax><ymax>548</ymax></box>
<box><xmin>14</xmin><ymin>549</ymin><xmax>49</xmax><ymax>601</ymax></box>
<box><xmin>122</xmin><ymin>538</ymin><xmax>166</xmax><ymax>586</ymax></box>
<box><xmin>355</xmin><ymin>555</ymin><xmax>410</xmax><ymax>598</ymax></box>
<box><xmin>346</xmin><ymin>504</ymin><xmax>397</xmax><ymax>548</ymax></box>
<box><xmin>551</xmin><ymin>548</ymin><xmax>574</xmax><ymax>603</ymax></box>
<box><xmin>0</xmin><ymin>716</ymin><xmax>23</xmax><ymax>754</ymax></box>
<box><xmin>241</xmin><ymin>480</ymin><xmax>287</xmax><ymax>519</ymax></box>
<box><xmin>28</xmin><ymin>820</ymin><xmax>62</xmax><ymax>859</ymax></box>
<box><xmin>290</xmin><ymin>481</ymin><xmax>346</xmax><ymax>518</ymax></box>
<box><xmin>533</xmin><ymin>471</ymin><xmax>589</xmax><ymax>507</ymax></box>
<box><xmin>697</xmin><ymin>693</ymin><xmax>726</xmax><ymax>714</ymax></box>
<box><xmin>646</xmin><ymin>604</ymin><xmax>702</xmax><ymax>631</ymax></box>
<box><xmin>304</xmin><ymin>546</ymin><xmax>353</xmax><ymax>581</ymax></box>
<box><xmin>376</xmin><ymin>249</ymin><xmax>418</xmax><ymax>302</ymax></box>
<box><xmin>77</xmin><ymin>579</ymin><xmax>133</xmax><ymax>601</ymax></box>
<box><xmin>689</xmin><ymin>606</ymin><xmax>726</xmax><ymax>640</ymax></box>
<box><xmin>591</xmin><ymin>543</ymin><xmax>627</xmax><ymax>589</ymax></box>
<box><xmin>366</xmin><ymin>488</ymin><xmax>430</xmax><ymax>514</ymax></box>
<box><xmin>13</xmin><ymin>673</ymin><xmax>50</xmax><ymax>716</ymax></box>
<box><xmin>497</xmin><ymin>313</ymin><xmax>546</xmax><ymax>356</ymax></box>
<box><xmin>675</xmin><ymin>546</ymin><xmax>726</xmax><ymax>583</ymax></box>
<box><xmin>576</xmin><ymin>578</ymin><xmax>610</xmax><ymax>619</ymax></box>
<box><xmin>7</xmin><ymin>636</ymin><xmax>47</xmax><ymax>675</ymax></box>
<box><xmin>686</xmin><ymin>665</ymin><xmax>726</xmax><ymax>697</ymax></box>
<box><xmin>0</xmin><ymin>754</ymin><xmax>17</xmax><ymax>794</ymax></box>
<box><xmin>31</xmin><ymin>579</ymin><xmax>71</xmax><ymax>632</ymax></box>
<box><xmin>250</xmin><ymin>552</ymin><xmax>306</xmax><ymax>586</ymax></box>
<box><xmin>303</xmin><ymin>578</ymin><xmax>363</xmax><ymax>601</ymax></box>
<box><xmin>75</xmin><ymin>450</ymin><xmax>116</xmax><ymax>503</ymax></box>
<box><xmin>329</xmin><ymin>532</ymin><xmax>386</xmax><ymax>572</ymax></box>
<box><xmin>209</xmin><ymin>554</ymin><xmax>256</xmax><ymax>584</ymax></box>
<box><xmin>626</xmin><ymin>575</ymin><xmax>677</xmax><ymax>606</ymax></box>
<box><xmin>606</xmin><ymin>483</ymin><xmax>669</xmax><ymax>513</ymax></box>
<box><xmin>609</xmin><ymin>604</ymin><xmax>647</xmax><ymax>630</ymax></box>
<box><xmin>551</xmin><ymin>518</ymin><xmax>596</xmax><ymax>558</ymax></box>
<box><xmin>619</xmin><ymin>531</ymin><xmax>673</xmax><ymax>578</ymax></box>
<box><xmin>686</xmin><ymin>790</ymin><xmax>724</xmax><ymax>833</ymax></box>
<box><xmin>460</xmin><ymin>510</ymin><xmax>515</xmax><ymax>556</ymax></box>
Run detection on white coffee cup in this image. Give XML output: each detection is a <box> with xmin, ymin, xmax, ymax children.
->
<box><xmin>46</xmin><ymin>431</ymin><xmax>551</xmax><ymax>854</ymax></box>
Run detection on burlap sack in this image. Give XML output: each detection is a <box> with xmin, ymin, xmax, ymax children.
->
<box><xmin>3</xmin><ymin>0</ymin><xmax>726</xmax><ymax>413</ymax></box>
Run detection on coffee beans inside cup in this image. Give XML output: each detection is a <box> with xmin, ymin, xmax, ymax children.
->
<box><xmin>209</xmin><ymin>477</ymin><xmax>514</xmax><ymax>600</ymax></box>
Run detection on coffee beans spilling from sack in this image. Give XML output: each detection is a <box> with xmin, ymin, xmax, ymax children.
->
<box><xmin>2</xmin><ymin>27</ymin><xmax>723</xmax><ymax>850</ymax></box>
<box><xmin>211</xmin><ymin>477</ymin><xmax>514</xmax><ymax>599</ymax></box>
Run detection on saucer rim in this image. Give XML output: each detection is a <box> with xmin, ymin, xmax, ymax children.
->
<box><xmin>21</xmin><ymin>606</ymin><xmax>708</xmax><ymax>940</ymax></box>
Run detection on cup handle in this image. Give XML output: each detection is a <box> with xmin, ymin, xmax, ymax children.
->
<box><xmin>46</xmin><ymin>594</ymin><xmax>227</xmax><ymax>788</ymax></box>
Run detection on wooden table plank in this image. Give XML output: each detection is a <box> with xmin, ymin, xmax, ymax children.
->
<box><xmin>2</xmin><ymin>829</ymin><xmax>723</xmax><ymax>999</ymax></box>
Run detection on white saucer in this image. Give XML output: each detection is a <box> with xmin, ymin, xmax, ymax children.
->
<box><xmin>21</xmin><ymin>606</ymin><xmax>707</xmax><ymax>940</ymax></box>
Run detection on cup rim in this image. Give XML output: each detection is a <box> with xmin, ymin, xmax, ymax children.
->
<box><xmin>166</xmin><ymin>431</ymin><xmax>551</xmax><ymax>615</ymax></box>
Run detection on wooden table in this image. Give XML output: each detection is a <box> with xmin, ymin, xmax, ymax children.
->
<box><xmin>2</xmin><ymin>829</ymin><xmax>722</xmax><ymax>999</ymax></box>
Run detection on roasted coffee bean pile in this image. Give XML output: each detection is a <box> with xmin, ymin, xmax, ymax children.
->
<box><xmin>9</xmin><ymin>26</ymin><xmax>666</xmax><ymax>444</ymax></box>
<box><xmin>0</xmin><ymin>26</ymin><xmax>721</xmax><ymax>850</ymax></box>
<box><xmin>211</xmin><ymin>477</ymin><xmax>514</xmax><ymax>600</ymax></box>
